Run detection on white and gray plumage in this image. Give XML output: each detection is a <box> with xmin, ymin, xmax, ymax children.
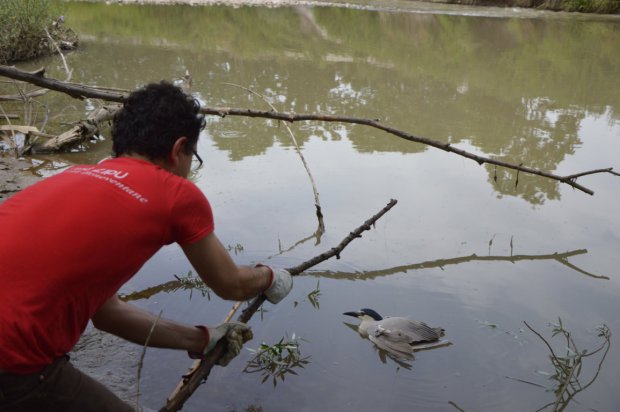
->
<box><xmin>343</xmin><ymin>308</ymin><xmax>446</xmax><ymax>359</ymax></box>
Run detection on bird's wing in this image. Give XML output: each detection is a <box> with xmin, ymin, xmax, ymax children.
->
<box><xmin>377</xmin><ymin>317</ymin><xmax>443</xmax><ymax>344</ymax></box>
<box><xmin>367</xmin><ymin>324</ymin><xmax>415</xmax><ymax>359</ymax></box>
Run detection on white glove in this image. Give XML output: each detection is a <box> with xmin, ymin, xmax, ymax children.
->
<box><xmin>262</xmin><ymin>266</ymin><xmax>293</xmax><ymax>304</ymax></box>
<box><xmin>190</xmin><ymin>322</ymin><xmax>253</xmax><ymax>366</ymax></box>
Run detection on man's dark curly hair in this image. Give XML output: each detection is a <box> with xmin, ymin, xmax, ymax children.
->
<box><xmin>112</xmin><ymin>81</ymin><xmax>205</xmax><ymax>160</ymax></box>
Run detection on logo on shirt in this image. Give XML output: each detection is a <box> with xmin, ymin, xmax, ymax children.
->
<box><xmin>68</xmin><ymin>166</ymin><xmax>149</xmax><ymax>204</ymax></box>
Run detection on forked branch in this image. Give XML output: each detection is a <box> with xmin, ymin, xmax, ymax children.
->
<box><xmin>159</xmin><ymin>199</ymin><xmax>397</xmax><ymax>412</ymax></box>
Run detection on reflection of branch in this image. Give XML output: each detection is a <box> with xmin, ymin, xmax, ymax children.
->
<box><xmin>119</xmin><ymin>280</ymin><xmax>181</xmax><ymax>302</ymax></box>
<box><xmin>119</xmin><ymin>271</ymin><xmax>212</xmax><ymax>302</ymax></box>
<box><xmin>122</xmin><ymin>249</ymin><xmax>607</xmax><ymax>304</ymax></box>
<box><xmin>223</xmin><ymin>83</ymin><xmax>325</xmax><ymax>233</ymax></box>
<box><xmin>159</xmin><ymin>199</ymin><xmax>397</xmax><ymax>412</ymax></box>
<box><xmin>309</xmin><ymin>249</ymin><xmax>609</xmax><ymax>281</ymax></box>
<box><xmin>1</xmin><ymin>65</ymin><xmax>617</xmax><ymax>195</ymax></box>
<box><xmin>268</xmin><ymin>222</ymin><xmax>324</xmax><ymax>259</ymax></box>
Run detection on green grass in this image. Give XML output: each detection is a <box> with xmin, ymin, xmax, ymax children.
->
<box><xmin>0</xmin><ymin>0</ymin><xmax>66</xmax><ymax>63</ymax></box>
<box><xmin>558</xmin><ymin>0</ymin><xmax>620</xmax><ymax>13</ymax></box>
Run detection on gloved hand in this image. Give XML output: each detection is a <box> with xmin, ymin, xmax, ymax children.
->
<box><xmin>261</xmin><ymin>265</ymin><xmax>293</xmax><ymax>304</ymax></box>
<box><xmin>190</xmin><ymin>321</ymin><xmax>253</xmax><ymax>366</ymax></box>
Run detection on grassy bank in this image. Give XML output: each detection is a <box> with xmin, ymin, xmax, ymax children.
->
<box><xmin>0</xmin><ymin>0</ymin><xmax>76</xmax><ymax>64</ymax></box>
<box><xmin>441</xmin><ymin>0</ymin><xmax>620</xmax><ymax>13</ymax></box>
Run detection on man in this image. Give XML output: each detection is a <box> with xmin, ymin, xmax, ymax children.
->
<box><xmin>0</xmin><ymin>82</ymin><xmax>292</xmax><ymax>411</ymax></box>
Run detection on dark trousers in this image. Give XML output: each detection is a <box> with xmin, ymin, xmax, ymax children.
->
<box><xmin>0</xmin><ymin>356</ymin><xmax>134</xmax><ymax>412</ymax></box>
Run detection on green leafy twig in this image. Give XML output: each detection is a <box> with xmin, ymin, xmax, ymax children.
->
<box><xmin>307</xmin><ymin>279</ymin><xmax>321</xmax><ymax>309</ymax></box>
<box><xmin>243</xmin><ymin>334</ymin><xmax>310</xmax><ymax>387</ymax></box>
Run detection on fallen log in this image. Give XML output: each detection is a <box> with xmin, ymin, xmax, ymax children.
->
<box><xmin>30</xmin><ymin>104</ymin><xmax>118</xmax><ymax>153</ymax></box>
<box><xmin>159</xmin><ymin>199</ymin><xmax>398</xmax><ymax>412</ymax></box>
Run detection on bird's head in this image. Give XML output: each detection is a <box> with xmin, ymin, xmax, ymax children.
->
<box><xmin>343</xmin><ymin>308</ymin><xmax>383</xmax><ymax>321</ymax></box>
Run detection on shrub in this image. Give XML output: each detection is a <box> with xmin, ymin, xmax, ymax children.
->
<box><xmin>0</xmin><ymin>0</ymin><xmax>69</xmax><ymax>64</ymax></box>
<box><xmin>564</xmin><ymin>0</ymin><xmax>620</xmax><ymax>12</ymax></box>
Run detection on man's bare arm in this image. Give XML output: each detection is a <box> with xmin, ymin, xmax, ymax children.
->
<box><xmin>92</xmin><ymin>294</ymin><xmax>205</xmax><ymax>353</ymax></box>
<box><xmin>181</xmin><ymin>232</ymin><xmax>272</xmax><ymax>301</ymax></box>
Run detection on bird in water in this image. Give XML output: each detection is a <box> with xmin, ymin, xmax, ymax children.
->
<box><xmin>343</xmin><ymin>308</ymin><xmax>447</xmax><ymax>360</ymax></box>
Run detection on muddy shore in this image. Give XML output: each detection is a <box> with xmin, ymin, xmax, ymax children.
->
<box><xmin>0</xmin><ymin>155</ymin><xmax>39</xmax><ymax>203</ymax></box>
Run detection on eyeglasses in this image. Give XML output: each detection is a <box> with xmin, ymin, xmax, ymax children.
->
<box><xmin>191</xmin><ymin>148</ymin><xmax>204</xmax><ymax>170</ymax></box>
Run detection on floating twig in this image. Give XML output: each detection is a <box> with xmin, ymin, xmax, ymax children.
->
<box><xmin>136</xmin><ymin>310</ymin><xmax>163</xmax><ymax>411</ymax></box>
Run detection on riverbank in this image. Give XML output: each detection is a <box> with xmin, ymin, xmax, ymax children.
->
<box><xmin>0</xmin><ymin>155</ymin><xmax>39</xmax><ymax>203</ymax></box>
<box><xmin>83</xmin><ymin>0</ymin><xmax>620</xmax><ymax>14</ymax></box>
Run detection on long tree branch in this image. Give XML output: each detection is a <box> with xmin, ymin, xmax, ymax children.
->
<box><xmin>206</xmin><ymin>108</ymin><xmax>618</xmax><ymax>195</ymax></box>
<box><xmin>0</xmin><ymin>65</ymin><xmax>618</xmax><ymax>195</ymax></box>
<box><xmin>159</xmin><ymin>199</ymin><xmax>397</xmax><ymax>412</ymax></box>
<box><xmin>0</xmin><ymin>65</ymin><xmax>123</xmax><ymax>102</ymax></box>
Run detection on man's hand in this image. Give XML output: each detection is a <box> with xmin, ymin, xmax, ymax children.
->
<box><xmin>191</xmin><ymin>322</ymin><xmax>253</xmax><ymax>366</ymax></box>
<box><xmin>263</xmin><ymin>267</ymin><xmax>293</xmax><ymax>304</ymax></box>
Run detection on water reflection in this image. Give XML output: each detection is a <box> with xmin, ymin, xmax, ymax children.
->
<box><xmin>58</xmin><ymin>1</ymin><xmax>620</xmax><ymax>205</ymax></box>
<box><xmin>119</xmin><ymin>247</ymin><xmax>606</xmax><ymax>304</ymax></box>
<box><xmin>312</xmin><ymin>248</ymin><xmax>609</xmax><ymax>281</ymax></box>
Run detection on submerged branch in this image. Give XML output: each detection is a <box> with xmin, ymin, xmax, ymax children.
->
<box><xmin>0</xmin><ymin>65</ymin><xmax>617</xmax><ymax>195</ymax></box>
<box><xmin>159</xmin><ymin>199</ymin><xmax>397</xmax><ymax>412</ymax></box>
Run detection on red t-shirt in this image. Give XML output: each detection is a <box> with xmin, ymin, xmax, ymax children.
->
<box><xmin>0</xmin><ymin>157</ymin><xmax>214</xmax><ymax>374</ymax></box>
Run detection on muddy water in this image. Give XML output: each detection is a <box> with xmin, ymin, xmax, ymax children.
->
<box><xmin>14</xmin><ymin>2</ymin><xmax>620</xmax><ymax>411</ymax></box>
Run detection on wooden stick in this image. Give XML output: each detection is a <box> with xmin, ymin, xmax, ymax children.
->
<box><xmin>223</xmin><ymin>82</ymin><xmax>325</xmax><ymax>231</ymax></box>
<box><xmin>159</xmin><ymin>199</ymin><xmax>397</xmax><ymax>412</ymax></box>
<box><xmin>0</xmin><ymin>65</ymin><xmax>617</xmax><ymax>195</ymax></box>
<box><xmin>0</xmin><ymin>65</ymin><xmax>124</xmax><ymax>102</ymax></box>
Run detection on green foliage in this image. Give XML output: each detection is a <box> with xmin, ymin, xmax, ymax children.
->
<box><xmin>551</xmin><ymin>0</ymin><xmax>620</xmax><ymax>12</ymax></box>
<box><xmin>307</xmin><ymin>280</ymin><xmax>322</xmax><ymax>309</ymax></box>
<box><xmin>244</xmin><ymin>334</ymin><xmax>310</xmax><ymax>387</ymax></box>
<box><xmin>0</xmin><ymin>0</ymin><xmax>67</xmax><ymax>63</ymax></box>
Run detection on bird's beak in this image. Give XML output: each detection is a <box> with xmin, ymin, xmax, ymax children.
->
<box><xmin>343</xmin><ymin>311</ymin><xmax>361</xmax><ymax>318</ymax></box>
